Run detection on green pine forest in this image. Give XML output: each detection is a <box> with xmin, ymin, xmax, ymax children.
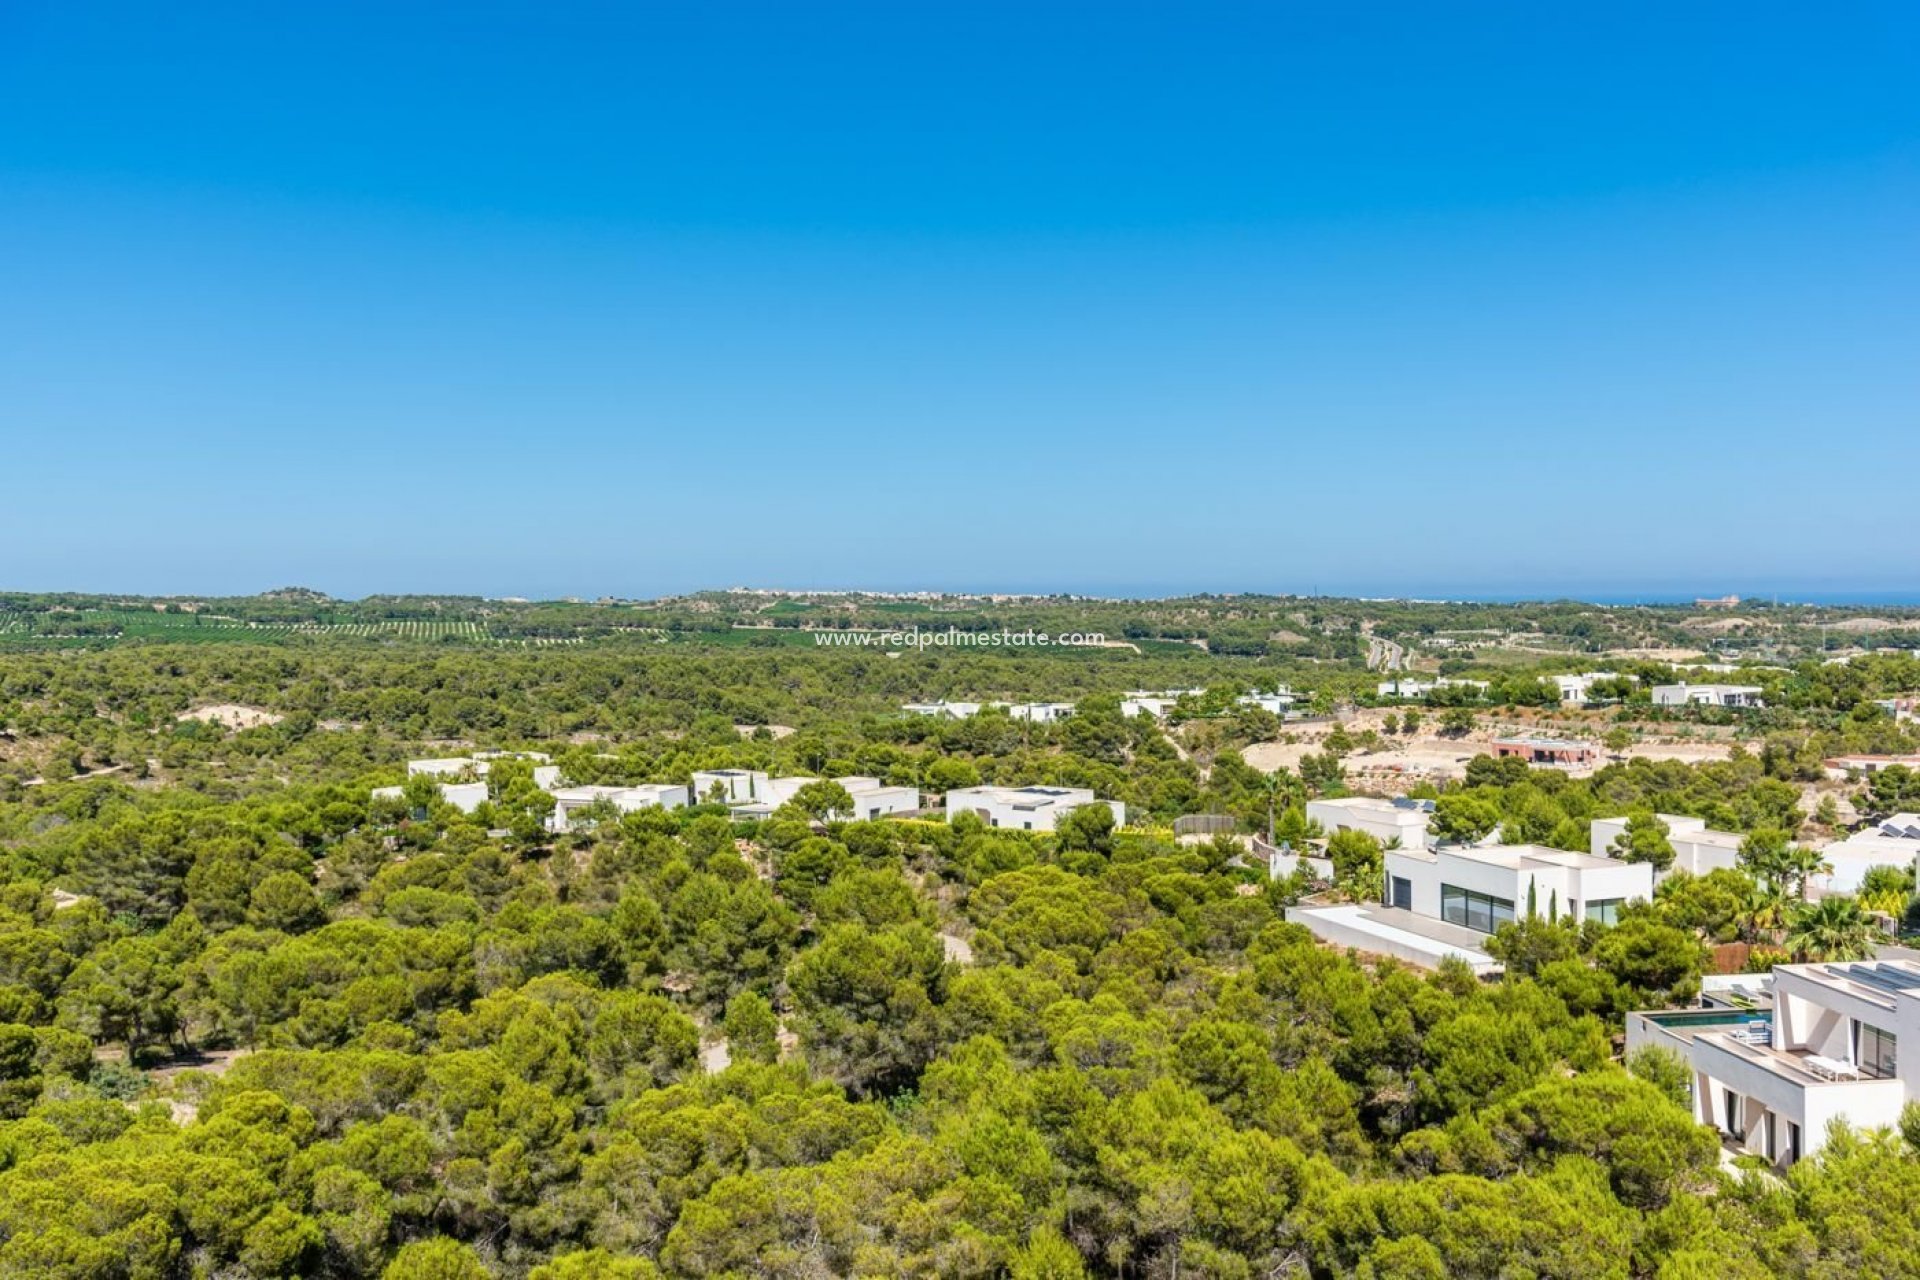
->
<box><xmin>2</xmin><ymin>593</ymin><xmax>1920</xmax><ymax>1278</ymax></box>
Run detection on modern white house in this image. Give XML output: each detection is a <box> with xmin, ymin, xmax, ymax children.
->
<box><xmin>1652</xmin><ymin>683</ymin><xmax>1767</xmax><ymax>709</ymax></box>
<box><xmin>372</xmin><ymin>780</ymin><xmax>491</xmax><ymax>815</ymax></box>
<box><xmin>1285</xmin><ymin>839</ymin><xmax>1651</xmax><ymax>976</ymax></box>
<box><xmin>691</xmin><ymin>769</ymin><xmax>770</xmax><ymax>804</ymax></box>
<box><xmin>548</xmin><ymin>783</ymin><xmax>688</xmax><ymax>830</ymax></box>
<box><xmin>1591</xmin><ymin>813</ymin><xmax>1745</xmax><ymax>879</ymax></box>
<box><xmin>833</xmin><ymin>776</ymin><xmax>922</xmax><ymax>820</ymax></box>
<box><xmin>1627</xmin><ymin>959</ymin><xmax>1920</xmax><ymax>1168</ymax></box>
<box><xmin>943</xmin><ymin>785</ymin><xmax>1125</xmax><ymax>832</ymax></box>
<box><xmin>1307</xmin><ymin>796</ymin><xmax>1433</xmax><ymax>850</ymax></box>
<box><xmin>902</xmin><ymin>701</ymin><xmax>987</xmax><ymax>719</ymax></box>
<box><xmin>1120</xmin><ymin>690</ymin><xmax>1204</xmax><ymax>720</ymax></box>
<box><xmin>404</xmin><ymin>755</ymin><xmax>558</xmax><ymax>788</ymax></box>
<box><xmin>1009</xmin><ymin>702</ymin><xmax>1076</xmax><ymax>723</ymax></box>
<box><xmin>713</xmin><ymin>775</ymin><xmax>922</xmax><ymax>821</ymax></box>
<box><xmin>1814</xmin><ymin>814</ymin><xmax>1920</xmax><ymax>896</ymax></box>
<box><xmin>1376</xmin><ymin>677</ymin><xmax>1490</xmax><ymax>699</ymax></box>
<box><xmin>1237</xmin><ymin>690</ymin><xmax>1297</xmax><ymax>715</ymax></box>
<box><xmin>1383</xmin><ymin>842</ymin><xmax>1654</xmax><ymax>928</ymax></box>
<box><xmin>1552</xmin><ymin>672</ymin><xmax>1626</xmax><ymax>704</ymax></box>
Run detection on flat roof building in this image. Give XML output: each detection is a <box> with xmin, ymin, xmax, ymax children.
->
<box><xmin>1491</xmin><ymin>736</ymin><xmax>1598</xmax><ymax>768</ymax></box>
<box><xmin>944</xmin><ymin>785</ymin><xmax>1125</xmax><ymax>832</ymax></box>
<box><xmin>549</xmin><ymin>783</ymin><xmax>688</xmax><ymax>830</ymax></box>
<box><xmin>1653</xmin><ymin>683</ymin><xmax>1766</xmax><ymax>709</ymax></box>
<box><xmin>1307</xmin><ymin>796</ymin><xmax>1433</xmax><ymax>850</ymax></box>
<box><xmin>1591</xmin><ymin>813</ymin><xmax>1745</xmax><ymax>879</ymax></box>
<box><xmin>1627</xmin><ymin>959</ymin><xmax>1920</xmax><ymax>1169</ymax></box>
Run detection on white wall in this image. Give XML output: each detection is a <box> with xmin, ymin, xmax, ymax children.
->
<box><xmin>1308</xmin><ymin>799</ymin><xmax>1429</xmax><ymax>850</ymax></box>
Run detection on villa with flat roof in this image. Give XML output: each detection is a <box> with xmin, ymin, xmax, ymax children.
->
<box><xmin>1591</xmin><ymin>813</ymin><xmax>1745</xmax><ymax>879</ymax></box>
<box><xmin>1490</xmin><ymin>736</ymin><xmax>1598</xmax><ymax>767</ymax></box>
<box><xmin>943</xmin><ymin>785</ymin><xmax>1124</xmax><ymax>832</ymax></box>
<box><xmin>1628</xmin><ymin>959</ymin><xmax>1920</xmax><ymax>1168</ymax></box>
<box><xmin>1286</xmin><ymin>840</ymin><xmax>1651</xmax><ymax>976</ymax></box>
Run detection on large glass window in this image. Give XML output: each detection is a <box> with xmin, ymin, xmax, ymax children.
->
<box><xmin>1585</xmin><ymin>898</ymin><xmax>1625</xmax><ymax>926</ymax></box>
<box><xmin>1856</xmin><ymin>1023</ymin><xmax>1897</xmax><ymax>1079</ymax></box>
<box><xmin>1440</xmin><ymin>884</ymin><xmax>1515</xmax><ymax>934</ymax></box>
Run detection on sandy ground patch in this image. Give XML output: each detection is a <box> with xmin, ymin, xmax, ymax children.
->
<box><xmin>1620</xmin><ymin>741</ymin><xmax>1739</xmax><ymax>764</ymax></box>
<box><xmin>1603</xmin><ymin>647</ymin><xmax>1708</xmax><ymax>663</ymax></box>
<box><xmin>178</xmin><ymin>704</ymin><xmax>283</xmax><ymax>731</ymax></box>
<box><xmin>736</xmin><ymin>723</ymin><xmax>795</xmax><ymax>739</ymax></box>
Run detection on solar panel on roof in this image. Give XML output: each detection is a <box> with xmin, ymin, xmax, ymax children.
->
<box><xmin>1834</xmin><ymin>963</ymin><xmax>1920</xmax><ymax>994</ymax></box>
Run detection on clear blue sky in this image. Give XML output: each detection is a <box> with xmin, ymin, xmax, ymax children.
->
<box><xmin>3</xmin><ymin>3</ymin><xmax>1916</xmax><ymax>601</ymax></box>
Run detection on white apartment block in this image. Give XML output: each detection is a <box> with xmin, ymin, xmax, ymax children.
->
<box><xmin>1652</xmin><ymin>683</ymin><xmax>1766</xmax><ymax>709</ymax></box>
<box><xmin>1591</xmin><ymin>813</ymin><xmax>1744</xmax><ymax>879</ymax></box>
<box><xmin>1307</xmin><ymin>796</ymin><xmax>1432</xmax><ymax>850</ymax></box>
<box><xmin>1628</xmin><ymin>960</ymin><xmax>1920</xmax><ymax>1168</ymax></box>
<box><xmin>1384</xmin><ymin>843</ymin><xmax>1654</xmax><ymax>929</ymax></box>
<box><xmin>944</xmin><ymin>785</ymin><xmax>1125</xmax><ymax>832</ymax></box>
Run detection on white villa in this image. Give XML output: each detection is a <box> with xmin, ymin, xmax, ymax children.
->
<box><xmin>1815</xmin><ymin>814</ymin><xmax>1920</xmax><ymax>896</ymax></box>
<box><xmin>1285</xmin><ymin>839</ymin><xmax>1652</xmax><ymax>976</ymax></box>
<box><xmin>944</xmin><ymin>785</ymin><xmax>1125</xmax><ymax>832</ymax></box>
<box><xmin>371</xmin><ymin>780</ymin><xmax>490</xmax><ymax>815</ymax></box>
<box><xmin>1307</xmin><ymin>796</ymin><xmax>1433</xmax><ymax>850</ymax></box>
<box><xmin>903</xmin><ymin>700</ymin><xmax>1075</xmax><ymax>723</ymax></box>
<box><xmin>1591</xmin><ymin>813</ymin><xmax>1745</xmax><ymax>879</ymax></box>
<box><xmin>1652</xmin><ymin>683</ymin><xmax>1766</xmax><ymax>709</ymax></box>
<box><xmin>1237</xmin><ymin>689</ymin><xmax>1297</xmax><ymax>715</ymax></box>
<box><xmin>1384</xmin><ymin>843</ymin><xmax>1653</xmax><ymax>928</ymax></box>
<box><xmin>1121</xmin><ymin>689</ymin><xmax>1205</xmax><ymax>720</ymax></box>
<box><xmin>902</xmin><ymin>701</ymin><xmax>987</xmax><ymax>718</ymax></box>
<box><xmin>1376</xmin><ymin>677</ymin><xmax>1489</xmax><ymax>699</ymax></box>
<box><xmin>1553</xmin><ymin>671</ymin><xmax>1626</xmax><ymax>704</ymax></box>
<box><xmin>691</xmin><ymin>768</ymin><xmax>769</xmax><ymax>804</ymax></box>
<box><xmin>548</xmin><ymin>783</ymin><xmax>688</xmax><ymax>830</ymax></box>
<box><xmin>1628</xmin><ymin>959</ymin><xmax>1920</xmax><ymax>1168</ymax></box>
<box><xmin>406</xmin><ymin>755</ymin><xmax>560</xmax><ymax>788</ymax></box>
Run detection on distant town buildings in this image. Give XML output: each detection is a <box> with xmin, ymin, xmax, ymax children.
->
<box><xmin>1694</xmin><ymin>595</ymin><xmax>1742</xmax><ymax>610</ymax></box>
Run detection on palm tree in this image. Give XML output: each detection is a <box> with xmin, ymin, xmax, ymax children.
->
<box><xmin>1781</xmin><ymin>844</ymin><xmax>1834</xmax><ymax>901</ymax></box>
<box><xmin>1741</xmin><ymin>877</ymin><xmax>1792</xmax><ymax>943</ymax></box>
<box><xmin>1783</xmin><ymin>897</ymin><xmax>1882</xmax><ymax>963</ymax></box>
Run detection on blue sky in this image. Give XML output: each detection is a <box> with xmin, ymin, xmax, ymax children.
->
<box><xmin>2</xmin><ymin>2</ymin><xmax>1916</xmax><ymax>601</ymax></box>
